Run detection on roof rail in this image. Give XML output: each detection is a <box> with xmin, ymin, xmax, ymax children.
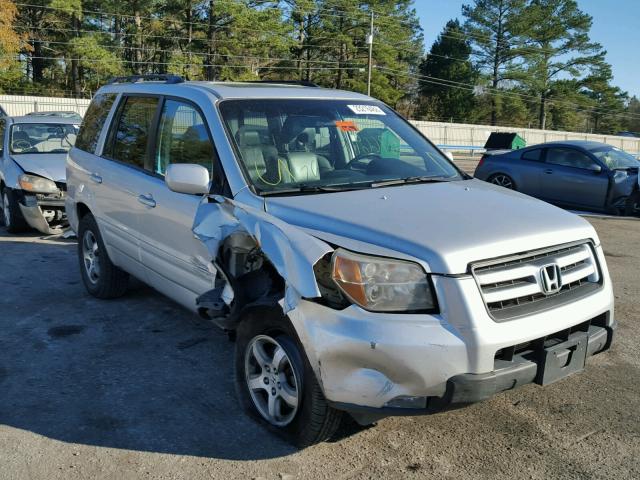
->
<box><xmin>245</xmin><ymin>80</ymin><xmax>320</xmax><ymax>88</ymax></box>
<box><xmin>108</xmin><ymin>74</ymin><xmax>185</xmax><ymax>85</ymax></box>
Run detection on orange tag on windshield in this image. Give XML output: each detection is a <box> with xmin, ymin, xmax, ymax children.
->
<box><xmin>335</xmin><ymin>120</ymin><xmax>359</xmax><ymax>132</ymax></box>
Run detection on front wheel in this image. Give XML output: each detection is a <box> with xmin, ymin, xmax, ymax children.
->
<box><xmin>234</xmin><ymin>310</ymin><xmax>342</xmax><ymax>447</ymax></box>
<box><xmin>1</xmin><ymin>188</ymin><xmax>28</xmax><ymax>233</ymax></box>
<box><xmin>488</xmin><ymin>173</ymin><xmax>516</xmax><ymax>190</ymax></box>
<box><xmin>624</xmin><ymin>192</ymin><xmax>640</xmax><ymax>217</ymax></box>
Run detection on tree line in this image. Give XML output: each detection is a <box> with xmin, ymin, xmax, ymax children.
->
<box><xmin>0</xmin><ymin>0</ymin><xmax>637</xmax><ymax>134</ymax></box>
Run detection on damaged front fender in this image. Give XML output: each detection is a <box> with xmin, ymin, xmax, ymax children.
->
<box><xmin>192</xmin><ymin>195</ymin><xmax>333</xmax><ymax>315</ymax></box>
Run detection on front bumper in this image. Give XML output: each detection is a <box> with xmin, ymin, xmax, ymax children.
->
<box><xmin>286</xmin><ymin>245</ymin><xmax>615</xmax><ymax>416</ymax></box>
<box><xmin>330</xmin><ymin>320</ymin><xmax>615</xmax><ymax>423</ymax></box>
<box><xmin>17</xmin><ymin>190</ymin><xmax>67</xmax><ymax>235</ymax></box>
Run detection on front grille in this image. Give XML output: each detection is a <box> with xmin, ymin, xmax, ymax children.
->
<box><xmin>472</xmin><ymin>242</ymin><xmax>602</xmax><ymax>321</ymax></box>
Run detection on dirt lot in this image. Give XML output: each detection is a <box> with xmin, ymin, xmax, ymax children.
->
<box><xmin>0</xmin><ymin>215</ymin><xmax>639</xmax><ymax>480</ymax></box>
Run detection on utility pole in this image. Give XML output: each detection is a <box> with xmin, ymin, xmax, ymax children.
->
<box><xmin>366</xmin><ymin>11</ymin><xmax>374</xmax><ymax>96</ymax></box>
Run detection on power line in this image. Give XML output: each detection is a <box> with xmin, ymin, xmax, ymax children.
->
<box><xmin>13</xmin><ymin>54</ymin><xmax>366</xmax><ymax>72</ymax></box>
<box><xmin>24</xmin><ymin>38</ymin><xmax>369</xmax><ymax>65</ymax></box>
<box><xmin>18</xmin><ymin>26</ymin><xmax>370</xmax><ymax>50</ymax></box>
<box><xmin>379</xmin><ymin>66</ymin><xmax>640</xmax><ymax>122</ymax></box>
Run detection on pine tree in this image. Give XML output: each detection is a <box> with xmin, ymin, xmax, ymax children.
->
<box><xmin>520</xmin><ymin>0</ymin><xmax>605</xmax><ymax>129</ymax></box>
<box><xmin>418</xmin><ymin>19</ymin><xmax>477</xmax><ymax>122</ymax></box>
<box><xmin>462</xmin><ymin>0</ymin><xmax>527</xmax><ymax>126</ymax></box>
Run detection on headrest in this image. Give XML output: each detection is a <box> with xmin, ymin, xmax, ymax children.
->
<box><xmin>237</xmin><ymin>129</ymin><xmax>261</xmax><ymax>147</ymax></box>
<box><xmin>280</xmin><ymin>116</ymin><xmax>325</xmax><ymax>144</ymax></box>
<box><xmin>13</xmin><ymin>131</ymin><xmax>30</xmax><ymax>142</ymax></box>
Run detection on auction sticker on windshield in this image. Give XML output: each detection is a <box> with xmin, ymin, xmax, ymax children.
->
<box><xmin>348</xmin><ymin>105</ymin><xmax>386</xmax><ymax>115</ymax></box>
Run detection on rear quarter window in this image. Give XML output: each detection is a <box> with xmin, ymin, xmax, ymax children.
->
<box><xmin>521</xmin><ymin>149</ymin><xmax>543</xmax><ymax>162</ymax></box>
<box><xmin>75</xmin><ymin>93</ymin><xmax>117</xmax><ymax>153</ymax></box>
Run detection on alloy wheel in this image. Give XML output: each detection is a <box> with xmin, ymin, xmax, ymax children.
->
<box><xmin>82</xmin><ymin>230</ymin><xmax>101</xmax><ymax>284</ymax></box>
<box><xmin>244</xmin><ymin>335</ymin><xmax>300</xmax><ymax>427</ymax></box>
<box><xmin>490</xmin><ymin>174</ymin><xmax>515</xmax><ymax>189</ymax></box>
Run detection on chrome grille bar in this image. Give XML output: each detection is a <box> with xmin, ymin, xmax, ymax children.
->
<box><xmin>472</xmin><ymin>242</ymin><xmax>601</xmax><ymax>321</ymax></box>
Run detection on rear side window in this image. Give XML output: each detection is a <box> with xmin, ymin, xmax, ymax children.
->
<box><xmin>154</xmin><ymin>99</ymin><xmax>214</xmax><ymax>175</ymax></box>
<box><xmin>76</xmin><ymin>93</ymin><xmax>116</xmax><ymax>153</ymax></box>
<box><xmin>521</xmin><ymin>149</ymin><xmax>542</xmax><ymax>162</ymax></box>
<box><xmin>106</xmin><ymin>96</ymin><xmax>159</xmax><ymax>169</ymax></box>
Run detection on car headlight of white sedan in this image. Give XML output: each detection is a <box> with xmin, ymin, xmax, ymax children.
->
<box><xmin>19</xmin><ymin>174</ymin><xmax>59</xmax><ymax>194</ymax></box>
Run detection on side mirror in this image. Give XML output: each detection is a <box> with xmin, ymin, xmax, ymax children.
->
<box><xmin>444</xmin><ymin>151</ymin><xmax>454</xmax><ymax>161</ymax></box>
<box><xmin>590</xmin><ymin>164</ymin><xmax>603</xmax><ymax>174</ymax></box>
<box><xmin>165</xmin><ymin>164</ymin><xmax>210</xmax><ymax>195</ymax></box>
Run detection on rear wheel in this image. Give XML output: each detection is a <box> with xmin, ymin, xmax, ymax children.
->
<box><xmin>234</xmin><ymin>309</ymin><xmax>342</xmax><ymax>447</ymax></box>
<box><xmin>77</xmin><ymin>213</ymin><xmax>129</xmax><ymax>299</ymax></box>
<box><xmin>488</xmin><ymin>173</ymin><xmax>516</xmax><ymax>190</ymax></box>
<box><xmin>1</xmin><ymin>188</ymin><xmax>28</xmax><ymax>233</ymax></box>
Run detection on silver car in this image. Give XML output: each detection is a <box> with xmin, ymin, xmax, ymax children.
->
<box><xmin>66</xmin><ymin>77</ymin><xmax>615</xmax><ymax>447</ymax></box>
<box><xmin>474</xmin><ymin>141</ymin><xmax>640</xmax><ymax>215</ymax></box>
<box><xmin>0</xmin><ymin>116</ymin><xmax>79</xmax><ymax>233</ymax></box>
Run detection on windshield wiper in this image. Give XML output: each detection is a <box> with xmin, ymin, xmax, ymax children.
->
<box><xmin>259</xmin><ymin>183</ymin><xmax>368</xmax><ymax>196</ymax></box>
<box><xmin>370</xmin><ymin>176</ymin><xmax>451</xmax><ymax>188</ymax></box>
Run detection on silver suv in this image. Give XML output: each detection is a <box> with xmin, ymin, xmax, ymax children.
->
<box><xmin>66</xmin><ymin>76</ymin><xmax>616</xmax><ymax>447</ymax></box>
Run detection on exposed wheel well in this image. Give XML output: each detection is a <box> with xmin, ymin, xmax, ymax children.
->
<box><xmin>76</xmin><ymin>202</ymin><xmax>91</xmax><ymax>220</ymax></box>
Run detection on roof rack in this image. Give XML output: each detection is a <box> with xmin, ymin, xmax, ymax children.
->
<box><xmin>108</xmin><ymin>74</ymin><xmax>184</xmax><ymax>85</ymax></box>
<box><xmin>245</xmin><ymin>80</ymin><xmax>320</xmax><ymax>88</ymax></box>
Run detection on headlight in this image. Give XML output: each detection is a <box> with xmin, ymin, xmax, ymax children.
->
<box><xmin>19</xmin><ymin>174</ymin><xmax>59</xmax><ymax>194</ymax></box>
<box><xmin>331</xmin><ymin>249</ymin><xmax>437</xmax><ymax>312</ymax></box>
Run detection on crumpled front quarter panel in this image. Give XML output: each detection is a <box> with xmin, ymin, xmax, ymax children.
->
<box><xmin>192</xmin><ymin>195</ymin><xmax>332</xmax><ymax>311</ymax></box>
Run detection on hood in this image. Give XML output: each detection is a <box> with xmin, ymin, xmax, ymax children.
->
<box><xmin>265</xmin><ymin>179</ymin><xmax>597</xmax><ymax>274</ymax></box>
<box><xmin>10</xmin><ymin>153</ymin><xmax>68</xmax><ymax>183</ymax></box>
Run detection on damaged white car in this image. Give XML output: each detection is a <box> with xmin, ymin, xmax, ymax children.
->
<box><xmin>0</xmin><ymin>115</ymin><xmax>79</xmax><ymax>233</ymax></box>
<box><xmin>66</xmin><ymin>76</ymin><xmax>616</xmax><ymax>447</ymax></box>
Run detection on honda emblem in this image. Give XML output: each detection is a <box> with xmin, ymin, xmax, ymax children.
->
<box><xmin>540</xmin><ymin>264</ymin><xmax>562</xmax><ymax>295</ymax></box>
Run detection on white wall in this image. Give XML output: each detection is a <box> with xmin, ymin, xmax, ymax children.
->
<box><xmin>410</xmin><ymin>120</ymin><xmax>640</xmax><ymax>154</ymax></box>
<box><xmin>0</xmin><ymin>95</ymin><xmax>91</xmax><ymax>117</ymax></box>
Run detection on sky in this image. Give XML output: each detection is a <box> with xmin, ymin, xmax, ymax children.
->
<box><xmin>414</xmin><ymin>0</ymin><xmax>640</xmax><ymax>98</ymax></box>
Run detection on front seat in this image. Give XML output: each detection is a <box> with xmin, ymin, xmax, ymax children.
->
<box><xmin>236</xmin><ymin>128</ymin><xmax>268</xmax><ymax>183</ymax></box>
<box><xmin>279</xmin><ymin>117</ymin><xmax>326</xmax><ymax>182</ymax></box>
<box><xmin>286</xmin><ymin>152</ymin><xmax>321</xmax><ymax>182</ymax></box>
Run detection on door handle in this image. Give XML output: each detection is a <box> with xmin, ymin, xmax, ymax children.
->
<box><xmin>89</xmin><ymin>173</ymin><xmax>102</xmax><ymax>184</ymax></box>
<box><xmin>137</xmin><ymin>194</ymin><xmax>156</xmax><ymax>208</ymax></box>
<box><xmin>544</xmin><ymin>169</ymin><xmax>553</xmax><ymax>174</ymax></box>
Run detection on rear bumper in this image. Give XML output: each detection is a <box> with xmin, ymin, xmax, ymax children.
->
<box><xmin>332</xmin><ymin>320</ymin><xmax>615</xmax><ymax>423</ymax></box>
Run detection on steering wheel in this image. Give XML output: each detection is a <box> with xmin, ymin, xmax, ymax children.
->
<box><xmin>348</xmin><ymin>152</ymin><xmax>382</xmax><ymax>172</ymax></box>
<box><xmin>12</xmin><ymin>139</ymin><xmax>32</xmax><ymax>151</ymax></box>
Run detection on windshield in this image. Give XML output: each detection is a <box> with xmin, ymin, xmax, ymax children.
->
<box><xmin>219</xmin><ymin>99</ymin><xmax>463</xmax><ymax>194</ymax></box>
<box><xmin>590</xmin><ymin>146</ymin><xmax>639</xmax><ymax>170</ymax></box>
<box><xmin>10</xmin><ymin>123</ymin><xmax>79</xmax><ymax>154</ymax></box>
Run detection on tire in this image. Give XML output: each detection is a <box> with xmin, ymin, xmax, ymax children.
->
<box><xmin>1</xmin><ymin>187</ymin><xmax>29</xmax><ymax>233</ymax></box>
<box><xmin>624</xmin><ymin>192</ymin><xmax>640</xmax><ymax>217</ymax></box>
<box><xmin>234</xmin><ymin>309</ymin><xmax>343</xmax><ymax>447</ymax></box>
<box><xmin>488</xmin><ymin>173</ymin><xmax>516</xmax><ymax>190</ymax></box>
<box><xmin>77</xmin><ymin>213</ymin><xmax>129</xmax><ymax>299</ymax></box>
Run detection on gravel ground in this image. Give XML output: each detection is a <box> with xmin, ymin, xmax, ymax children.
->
<box><xmin>0</xmin><ymin>215</ymin><xmax>638</xmax><ymax>480</ymax></box>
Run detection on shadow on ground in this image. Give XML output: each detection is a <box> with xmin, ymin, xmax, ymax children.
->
<box><xmin>0</xmin><ymin>230</ymin><xmax>303</xmax><ymax>460</ymax></box>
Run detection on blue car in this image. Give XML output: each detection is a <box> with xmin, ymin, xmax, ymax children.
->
<box><xmin>474</xmin><ymin>140</ymin><xmax>640</xmax><ymax>216</ymax></box>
